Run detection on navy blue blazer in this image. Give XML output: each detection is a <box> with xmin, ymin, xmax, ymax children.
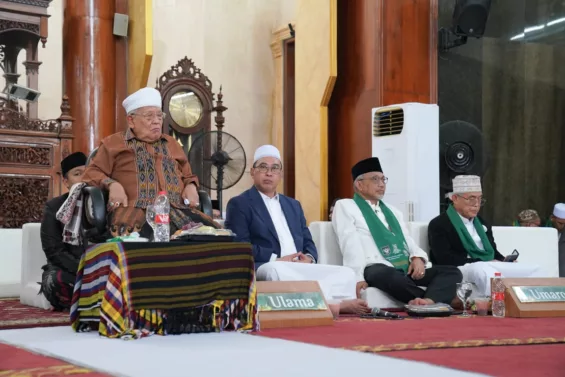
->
<box><xmin>225</xmin><ymin>186</ymin><xmax>318</xmax><ymax>269</ymax></box>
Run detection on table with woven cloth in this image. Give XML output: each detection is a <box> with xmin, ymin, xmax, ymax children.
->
<box><xmin>70</xmin><ymin>241</ymin><xmax>258</xmax><ymax>339</ymax></box>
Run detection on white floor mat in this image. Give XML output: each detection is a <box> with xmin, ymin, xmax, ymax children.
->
<box><xmin>0</xmin><ymin>327</ymin><xmax>488</xmax><ymax>377</ymax></box>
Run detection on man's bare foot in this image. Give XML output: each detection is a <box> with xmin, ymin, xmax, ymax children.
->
<box><xmin>407</xmin><ymin>298</ymin><xmax>434</xmax><ymax>306</ymax></box>
<box><xmin>339</xmin><ymin>299</ymin><xmax>371</xmax><ymax>314</ymax></box>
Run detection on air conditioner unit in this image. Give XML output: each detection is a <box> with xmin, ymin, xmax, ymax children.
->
<box><xmin>371</xmin><ymin>103</ymin><xmax>439</xmax><ymax>223</ymax></box>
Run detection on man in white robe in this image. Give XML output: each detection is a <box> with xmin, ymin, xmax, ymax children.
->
<box><xmin>428</xmin><ymin>175</ymin><xmax>545</xmax><ymax>296</ymax></box>
<box><xmin>332</xmin><ymin>157</ymin><xmax>463</xmax><ymax>306</ymax></box>
<box><xmin>225</xmin><ymin>145</ymin><xmax>369</xmax><ymax>314</ymax></box>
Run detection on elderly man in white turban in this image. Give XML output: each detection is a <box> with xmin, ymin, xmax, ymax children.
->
<box><xmin>83</xmin><ymin>87</ymin><xmax>219</xmax><ymax>237</ymax></box>
<box><xmin>225</xmin><ymin>145</ymin><xmax>370</xmax><ymax>314</ymax></box>
<box><xmin>549</xmin><ymin>203</ymin><xmax>565</xmax><ymax>277</ymax></box>
<box><xmin>428</xmin><ymin>175</ymin><xmax>545</xmax><ymax>296</ymax></box>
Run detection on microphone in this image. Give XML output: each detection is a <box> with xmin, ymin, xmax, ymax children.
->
<box><xmin>370</xmin><ymin>307</ymin><xmax>402</xmax><ymax>319</ymax></box>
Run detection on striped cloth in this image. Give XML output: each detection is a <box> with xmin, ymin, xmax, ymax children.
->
<box><xmin>70</xmin><ymin>242</ymin><xmax>258</xmax><ymax>339</ymax></box>
<box><xmin>56</xmin><ymin>182</ymin><xmax>87</xmax><ymax>245</ymax></box>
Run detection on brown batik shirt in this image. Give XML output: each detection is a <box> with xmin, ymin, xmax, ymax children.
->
<box><xmin>83</xmin><ymin>128</ymin><xmax>198</xmax><ymax>210</ymax></box>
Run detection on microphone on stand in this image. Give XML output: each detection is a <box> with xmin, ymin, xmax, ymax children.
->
<box><xmin>370</xmin><ymin>307</ymin><xmax>402</xmax><ymax>319</ymax></box>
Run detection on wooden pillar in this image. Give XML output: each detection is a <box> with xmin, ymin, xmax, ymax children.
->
<box><xmin>63</xmin><ymin>0</ymin><xmax>116</xmax><ymax>154</ymax></box>
<box><xmin>328</xmin><ymin>0</ymin><xmax>438</xmax><ymax>204</ymax></box>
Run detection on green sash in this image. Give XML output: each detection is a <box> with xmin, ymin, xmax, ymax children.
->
<box><xmin>446</xmin><ymin>205</ymin><xmax>494</xmax><ymax>261</ymax></box>
<box><xmin>353</xmin><ymin>193</ymin><xmax>410</xmax><ymax>272</ymax></box>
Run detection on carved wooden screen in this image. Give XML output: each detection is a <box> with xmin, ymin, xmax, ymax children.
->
<box><xmin>0</xmin><ymin>96</ymin><xmax>73</xmax><ymax>228</ymax></box>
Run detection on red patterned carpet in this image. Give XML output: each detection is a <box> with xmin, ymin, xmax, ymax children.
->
<box><xmin>0</xmin><ymin>343</ymin><xmax>109</xmax><ymax>377</ymax></box>
<box><xmin>259</xmin><ymin>315</ymin><xmax>565</xmax><ymax>376</ymax></box>
<box><xmin>0</xmin><ymin>299</ymin><xmax>69</xmax><ymax>330</ymax></box>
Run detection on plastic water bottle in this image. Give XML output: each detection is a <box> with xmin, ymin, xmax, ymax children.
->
<box><xmin>153</xmin><ymin>191</ymin><xmax>170</xmax><ymax>242</ymax></box>
<box><xmin>491</xmin><ymin>272</ymin><xmax>505</xmax><ymax>317</ymax></box>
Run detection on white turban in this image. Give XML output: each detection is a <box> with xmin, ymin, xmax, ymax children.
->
<box><xmin>122</xmin><ymin>87</ymin><xmax>162</xmax><ymax>114</ymax></box>
<box><xmin>553</xmin><ymin>203</ymin><xmax>565</xmax><ymax>219</ymax></box>
<box><xmin>253</xmin><ymin>145</ymin><xmax>281</xmax><ymax>164</ymax></box>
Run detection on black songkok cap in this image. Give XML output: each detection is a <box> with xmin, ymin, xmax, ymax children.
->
<box><xmin>61</xmin><ymin>152</ymin><xmax>87</xmax><ymax>176</ymax></box>
<box><xmin>351</xmin><ymin>157</ymin><xmax>383</xmax><ymax>180</ymax></box>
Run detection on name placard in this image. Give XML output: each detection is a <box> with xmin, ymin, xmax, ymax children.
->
<box><xmin>257</xmin><ymin>292</ymin><xmax>327</xmax><ymax>311</ymax></box>
<box><xmin>513</xmin><ymin>286</ymin><xmax>565</xmax><ymax>303</ymax></box>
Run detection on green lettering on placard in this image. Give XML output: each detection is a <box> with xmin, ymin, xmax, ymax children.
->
<box><xmin>513</xmin><ymin>286</ymin><xmax>565</xmax><ymax>303</ymax></box>
<box><xmin>257</xmin><ymin>292</ymin><xmax>327</xmax><ymax>311</ymax></box>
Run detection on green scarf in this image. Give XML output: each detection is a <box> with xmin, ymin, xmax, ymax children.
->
<box><xmin>446</xmin><ymin>205</ymin><xmax>494</xmax><ymax>261</ymax></box>
<box><xmin>353</xmin><ymin>193</ymin><xmax>410</xmax><ymax>272</ymax></box>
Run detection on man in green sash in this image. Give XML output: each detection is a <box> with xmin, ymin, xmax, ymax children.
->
<box><xmin>428</xmin><ymin>175</ymin><xmax>544</xmax><ymax>296</ymax></box>
<box><xmin>332</xmin><ymin>157</ymin><xmax>462</xmax><ymax>306</ymax></box>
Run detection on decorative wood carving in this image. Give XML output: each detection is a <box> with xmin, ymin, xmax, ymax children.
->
<box><xmin>0</xmin><ymin>145</ymin><xmax>52</xmax><ymax>166</ymax></box>
<box><xmin>0</xmin><ymin>176</ymin><xmax>50</xmax><ymax>228</ymax></box>
<box><xmin>5</xmin><ymin>0</ymin><xmax>52</xmax><ymax>7</ymax></box>
<box><xmin>156</xmin><ymin>57</ymin><xmax>213</xmax><ymax>92</ymax></box>
<box><xmin>157</xmin><ymin>57</ymin><xmax>214</xmax><ymax>137</ymax></box>
<box><xmin>0</xmin><ymin>20</ymin><xmax>40</xmax><ymax>34</ymax></box>
<box><xmin>0</xmin><ymin>107</ymin><xmax>59</xmax><ymax>132</ymax></box>
<box><xmin>0</xmin><ymin>96</ymin><xmax>74</xmax><ymax>228</ymax></box>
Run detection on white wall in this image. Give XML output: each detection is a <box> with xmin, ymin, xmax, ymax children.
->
<box><xmin>149</xmin><ymin>0</ymin><xmax>296</xmax><ymax>207</ymax></box>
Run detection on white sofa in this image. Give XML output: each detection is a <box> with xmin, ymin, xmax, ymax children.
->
<box><xmin>309</xmin><ymin>221</ymin><xmax>559</xmax><ymax>309</ymax></box>
<box><xmin>19</xmin><ymin>223</ymin><xmax>51</xmax><ymax>309</ymax></box>
<box><xmin>0</xmin><ymin>228</ymin><xmax>23</xmax><ymax>298</ymax></box>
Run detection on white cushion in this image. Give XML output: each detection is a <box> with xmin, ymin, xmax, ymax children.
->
<box><xmin>492</xmin><ymin>226</ymin><xmax>559</xmax><ymax>277</ymax></box>
<box><xmin>0</xmin><ymin>229</ymin><xmax>23</xmax><ymax>298</ymax></box>
<box><xmin>407</xmin><ymin>222</ymin><xmax>430</xmax><ymax>254</ymax></box>
<box><xmin>20</xmin><ymin>223</ymin><xmax>51</xmax><ymax>309</ymax></box>
<box><xmin>309</xmin><ymin>221</ymin><xmax>342</xmax><ymax>265</ymax></box>
<box><xmin>362</xmin><ymin>287</ymin><xmax>404</xmax><ymax>309</ymax></box>
<box><xmin>310</xmin><ymin>221</ymin><xmax>405</xmax><ymax>308</ymax></box>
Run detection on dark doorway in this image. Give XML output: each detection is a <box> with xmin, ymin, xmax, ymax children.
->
<box><xmin>283</xmin><ymin>38</ymin><xmax>295</xmax><ymax>197</ymax></box>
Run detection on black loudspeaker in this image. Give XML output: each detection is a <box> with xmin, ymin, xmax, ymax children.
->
<box><xmin>439</xmin><ymin>120</ymin><xmax>488</xmax><ymax>211</ymax></box>
<box><xmin>452</xmin><ymin>0</ymin><xmax>492</xmax><ymax>38</ymax></box>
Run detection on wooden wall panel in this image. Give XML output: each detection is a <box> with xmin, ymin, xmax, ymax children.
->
<box><xmin>328</xmin><ymin>0</ymin><xmax>437</xmax><ymax>206</ymax></box>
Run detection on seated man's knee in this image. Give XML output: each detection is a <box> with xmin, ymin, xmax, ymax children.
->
<box><xmin>364</xmin><ymin>264</ymin><xmax>397</xmax><ymax>285</ymax></box>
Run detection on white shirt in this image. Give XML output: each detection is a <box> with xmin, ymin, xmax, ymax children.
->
<box><xmin>459</xmin><ymin>213</ymin><xmax>484</xmax><ymax>250</ymax></box>
<box><xmin>259</xmin><ymin>192</ymin><xmax>298</xmax><ymax>261</ymax></box>
<box><xmin>332</xmin><ymin>199</ymin><xmax>429</xmax><ymax>282</ymax></box>
<box><xmin>368</xmin><ymin>201</ymin><xmax>390</xmax><ymax>230</ymax></box>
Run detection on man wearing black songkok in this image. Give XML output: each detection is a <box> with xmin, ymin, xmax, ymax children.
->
<box><xmin>39</xmin><ymin>152</ymin><xmax>87</xmax><ymax>310</ymax></box>
<box><xmin>332</xmin><ymin>157</ymin><xmax>462</xmax><ymax>306</ymax></box>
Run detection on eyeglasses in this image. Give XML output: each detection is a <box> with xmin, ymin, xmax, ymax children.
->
<box><xmin>131</xmin><ymin>112</ymin><xmax>166</xmax><ymax>121</ymax></box>
<box><xmin>359</xmin><ymin>176</ymin><xmax>388</xmax><ymax>184</ymax></box>
<box><xmin>459</xmin><ymin>196</ymin><xmax>486</xmax><ymax>206</ymax></box>
<box><xmin>255</xmin><ymin>164</ymin><xmax>282</xmax><ymax>174</ymax></box>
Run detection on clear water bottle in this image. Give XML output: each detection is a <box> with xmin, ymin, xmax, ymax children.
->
<box><xmin>153</xmin><ymin>191</ymin><xmax>170</xmax><ymax>242</ymax></box>
<box><xmin>491</xmin><ymin>272</ymin><xmax>505</xmax><ymax>317</ymax></box>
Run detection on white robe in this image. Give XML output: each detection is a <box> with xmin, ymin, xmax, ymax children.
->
<box><xmin>331</xmin><ymin>198</ymin><xmax>430</xmax><ymax>282</ymax></box>
<box><xmin>459</xmin><ymin>262</ymin><xmax>545</xmax><ymax>297</ymax></box>
<box><xmin>257</xmin><ymin>262</ymin><xmax>357</xmax><ymax>301</ymax></box>
<box><xmin>256</xmin><ymin>192</ymin><xmax>357</xmax><ymax>302</ymax></box>
<box><xmin>455</xmin><ymin>214</ymin><xmax>545</xmax><ymax>296</ymax></box>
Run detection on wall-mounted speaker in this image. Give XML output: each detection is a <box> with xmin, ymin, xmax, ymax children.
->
<box><xmin>113</xmin><ymin>13</ymin><xmax>129</xmax><ymax>37</ymax></box>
